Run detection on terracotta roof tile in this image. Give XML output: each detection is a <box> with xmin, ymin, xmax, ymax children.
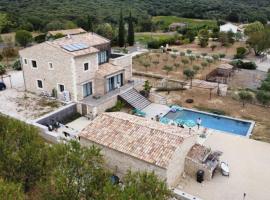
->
<box><xmin>48</xmin><ymin>28</ymin><xmax>87</xmax><ymax>36</ymax></box>
<box><xmin>47</xmin><ymin>32</ymin><xmax>110</xmax><ymax>57</ymax></box>
<box><xmin>79</xmin><ymin>112</ymin><xmax>193</xmax><ymax>168</ymax></box>
<box><xmin>96</xmin><ymin>63</ymin><xmax>124</xmax><ymax>77</ymax></box>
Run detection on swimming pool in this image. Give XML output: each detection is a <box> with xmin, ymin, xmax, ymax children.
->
<box><xmin>164</xmin><ymin>108</ymin><xmax>254</xmax><ymax>136</ymax></box>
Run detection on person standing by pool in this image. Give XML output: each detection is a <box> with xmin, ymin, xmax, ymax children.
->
<box><xmin>197</xmin><ymin>118</ymin><xmax>202</xmax><ymax>129</ymax></box>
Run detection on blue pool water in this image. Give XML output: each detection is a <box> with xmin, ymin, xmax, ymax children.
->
<box><xmin>164</xmin><ymin>109</ymin><xmax>252</xmax><ymax>136</ymax></box>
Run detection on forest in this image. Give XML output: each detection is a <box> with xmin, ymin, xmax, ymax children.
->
<box><xmin>0</xmin><ymin>0</ymin><xmax>269</xmax><ymax>33</ymax></box>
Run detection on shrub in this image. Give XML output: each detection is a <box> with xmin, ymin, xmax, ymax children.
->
<box><xmin>12</xmin><ymin>60</ymin><xmax>22</xmax><ymax>71</ymax></box>
<box><xmin>256</xmin><ymin>90</ymin><xmax>270</xmax><ymax>105</ymax></box>
<box><xmin>147</xmin><ymin>37</ymin><xmax>176</xmax><ymax>49</ymax></box>
<box><xmin>219</xmin><ymin>53</ymin><xmax>226</xmax><ymax>58</ymax></box>
<box><xmin>34</xmin><ymin>34</ymin><xmax>46</xmax><ymax>43</ymax></box>
<box><xmin>0</xmin><ymin>64</ymin><xmax>6</xmax><ymax>75</ymax></box>
<box><xmin>15</xmin><ymin>30</ymin><xmax>33</xmax><ymax>47</ymax></box>
<box><xmin>230</xmin><ymin>60</ymin><xmax>257</xmax><ymax>70</ymax></box>
<box><xmin>106</xmin><ymin>100</ymin><xmax>125</xmax><ymax>112</ymax></box>
<box><xmin>193</xmin><ymin>65</ymin><xmax>200</xmax><ymax>72</ymax></box>
<box><xmin>260</xmin><ymin>81</ymin><xmax>270</xmax><ymax>91</ymax></box>
<box><xmin>234</xmin><ymin>47</ymin><xmax>247</xmax><ymax>59</ymax></box>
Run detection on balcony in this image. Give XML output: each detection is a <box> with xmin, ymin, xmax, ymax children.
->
<box><xmin>80</xmin><ymin>80</ymin><xmax>136</xmax><ymax>107</ymax></box>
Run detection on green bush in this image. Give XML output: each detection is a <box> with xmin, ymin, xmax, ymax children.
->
<box><xmin>12</xmin><ymin>60</ymin><xmax>22</xmax><ymax>70</ymax></box>
<box><xmin>147</xmin><ymin>37</ymin><xmax>176</xmax><ymax>49</ymax></box>
<box><xmin>256</xmin><ymin>90</ymin><xmax>270</xmax><ymax>105</ymax></box>
<box><xmin>234</xmin><ymin>47</ymin><xmax>247</xmax><ymax>59</ymax></box>
<box><xmin>105</xmin><ymin>100</ymin><xmax>125</xmax><ymax>112</ymax></box>
<box><xmin>0</xmin><ymin>64</ymin><xmax>6</xmax><ymax>75</ymax></box>
<box><xmin>260</xmin><ymin>81</ymin><xmax>270</xmax><ymax>91</ymax></box>
<box><xmin>230</xmin><ymin>60</ymin><xmax>257</xmax><ymax>70</ymax></box>
<box><xmin>34</xmin><ymin>34</ymin><xmax>46</xmax><ymax>43</ymax></box>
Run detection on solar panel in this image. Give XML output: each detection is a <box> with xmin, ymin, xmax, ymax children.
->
<box><xmin>62</xmin><ymin>43</ymin><xmax>89</xmax><ymax>52</ymax></box>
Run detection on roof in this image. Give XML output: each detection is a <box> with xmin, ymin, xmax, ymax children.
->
<box><xmin>96</xmin><ymin>63</ymin><xmax>124</xmax><ymax>77</ymax></box>
<box><xmin>169</xmin><ymin>22</ymin><xmax>186</xmax><ymax>27</ymax></box>
<box><xmin>79</xmin><ymin>112</ymin><xmax>193</xmax><ymax>168</ymax></box>
<box><xmin>47</xmin><ymin>32</ymin><xmax>110</xmax><ymax>57</ymax></box>
<box><xmin>48</xmin><ymin>28</ymin><xmax>87</xmax><ymax>36</ymax></box>
<box><xmin>220</xmin><ymin>23</ymin><xmax>238</xmax><ymax>33</ymax></box>
<box><xmin>218</xmin><ymin>63</ymin><xmax>234</xmax><ymax>70</ymax></box>
<box><xmin>186</xmin><ymin>144</ymin><xmax>210</xmax><ymax>162</ymax></box>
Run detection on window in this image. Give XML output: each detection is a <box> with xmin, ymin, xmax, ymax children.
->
<box><xmin>24</xmin><ymin>59</ymin><xmax>27</xmax><ymax>65</ymax></box>
<box><xmin>37</xmin><ymin>80</ymin><xmax>43</xmax><ymax>89</ymax></box>
<box><xmin>48</xmin><ymin>62</ymin><xmax>53</xmax><ymax>70</ymax></box>
<box><xmin>32</xmin><ymin>60</ymin><xmax>37</xmax><ymax>68</ymax></box>
<box><xmin>84</xmin><ymin>63</ymin><xmax>89</xmax><ymax>71</ymax></box>
<box><xmin>58</xmin><ymin>84</ymin><xmax>65</xmax><ymax>92</ymax></box>
<box><xmin>106</xmin><ymin>73</ymin><xmax>123</xmax><ymax>92</ymax></box>
<box><xmin>83</xmin><ymin>82</ymin><xmax>92</xmax><ymax>98</ymax></box>
<box><xmin>98</xmin><ymin>51</ymin><xmax>108</xmax><ymax>64</ymax></box>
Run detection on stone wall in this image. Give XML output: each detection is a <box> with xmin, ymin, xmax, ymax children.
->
<box><xmin>167</xmin><ymin>136</ymin><xmax>197</xmax><ymax>187</ymax></box>
<box><xmin>80</xmin><ymin>137</ymin><xmax>167</xmax><ymax>182</ymax></box>
<box><xmin>35</xmin><ymin>103</ymin><xmax>78</xmax><ymax>126</ymax></box>
<box><xmin>184</xmin><ymin>157</ymin><xmax>213</xmax><ymax>181</ymax></box>
<box><xmin>74</xmin><ymin>53</ymin><xmax>99</xmax><ymax>100</ymax></box>
<box><xmin>110</xmin><ymin>54</ymin><xmax>133</xmax><ymax>81</ymax></box>
<box><xmin>19</xmin><ymin>43</ymin><xmax>76</xmax><ymax>100</ymax></box>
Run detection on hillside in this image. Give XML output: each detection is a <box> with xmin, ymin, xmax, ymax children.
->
<box><xmin>0</xmin><ymin>0</ymin><xmax>269</xmax><ymax>32</ymax></box>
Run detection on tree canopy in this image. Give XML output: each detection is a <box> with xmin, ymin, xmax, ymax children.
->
<box><xmin>0</xmin><ymin>114</ymin><xmax>172</xmax><ymax>200</ymax></box>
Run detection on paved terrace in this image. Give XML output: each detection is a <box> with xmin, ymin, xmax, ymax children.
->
<box><xmin>177</xmin><ymin>132</ymin><xmax>270</xmax><ymax>200</ymax></box>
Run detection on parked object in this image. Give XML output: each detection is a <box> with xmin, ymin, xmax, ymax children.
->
<box><xmin>0</xmin><ymin>81</ymin><xmax>6</xmax><ymax>91</ymax></box>
<box><xmin>220</xmin><ymin>162</ymin><xmax>230</xmax><ymax>176</ymax></box>
<box><xmin>196</xmin><ymin>170</ymin><xmax>204</xmax><ymax>183</ymax></box>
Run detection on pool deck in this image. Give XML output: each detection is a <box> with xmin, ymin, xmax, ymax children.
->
<box><xmin>142</xmin><ymin>103</ymin><xmax>171</xmax><ymax>119</ymax></box>
<box><xmin>177</xmin><ymin>132</ymin><xmax>270</xmax><ymax>200</ymax></box>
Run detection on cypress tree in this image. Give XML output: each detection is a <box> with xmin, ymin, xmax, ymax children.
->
<box><xmin>118</xmin><ymin>9</ymin><xmax>125</xmax><ymax>47</ymax></box>
<box><xmin>127</xmin><ymin>11</ymin><xmax>134</xmax><ymax>46</ymax></box>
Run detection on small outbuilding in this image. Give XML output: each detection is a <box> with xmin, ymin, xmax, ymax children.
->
<box><xmin>184</xmin><ymin>144</ymin><xmax>221</xmax><ymax>181</ymax></box>
<box><xmin>47</xmin><ymin>28</ymin><xmax>87</xmax><ymax>37</ymax></box>
<box><xmin>79</xmin><ymin>112</ymin><xmax>196</xmax><ymax>187</ymax></box>
<box><xmin>206</xmin><ymin>63</ymin><xmax>234</xmax><ymax>84</ymax></box>
<box><xmin>169</xmin><ymin>22</ymin><xmax>187</xmax><ymax>31</ymax></box>
<box><xmin>220</xmin><ymin>23</ymin><xmax>239</xmax><ymax>33</ymax></box>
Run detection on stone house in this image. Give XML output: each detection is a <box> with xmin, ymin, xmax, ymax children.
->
<box><xmin>19</xmin><ymin>32</ymin><xmax>133</xmax><ymax>115</ymax></box>
<box><xmin>79</xmin><ymin>112</ymin><xmax>196</xmax><ymax>187</ymax></box>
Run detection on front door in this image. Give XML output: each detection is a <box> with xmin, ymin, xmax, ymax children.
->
<box><xmin>81</xmin><ymin>104</ymin><xmax>88</xmax><ymax>116</ymax></box>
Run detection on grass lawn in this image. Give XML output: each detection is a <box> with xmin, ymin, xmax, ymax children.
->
<box><xmin>152</xmin><ymin>16</ymin><xmax>217</xmax><ymax>30</ymax></box>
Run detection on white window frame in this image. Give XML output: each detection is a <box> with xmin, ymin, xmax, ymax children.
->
<box><xmin>57</xmin><ymin>83</ymin><xmax>65</xmax><ymax>93</ymax></box>
<box><xmin>31</xmin><ymin>60</ymin><xmax>38</xmax><ymax>69</ymax></box>
<box><xmin>48</xmin><ymin>62</ymin><xmax>54</xmax><ymax>70</ymax></box>
<box><xmin>36</xmin><ymin>79</ymin><xmax>43</xmax><ymax>89</ymax></box>
<box><xmin>84</xmin><ymin>62</ymin><xmax>89</xmax><ymax>71</ymax></box>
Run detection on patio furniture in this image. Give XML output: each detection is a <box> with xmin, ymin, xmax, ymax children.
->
<box><xmin>220</xmin><ymin>162</ymin><xmax>230</xmax><ymax>176</ymax></box>
<box><xmin>133</xmin><ymin>109</ymin><xmax>146</xmax><ymax>117</ymax></box>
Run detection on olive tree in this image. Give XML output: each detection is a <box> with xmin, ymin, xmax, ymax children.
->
<box><xmin>238</xmin><ymin>91</ymin><xmax>253</xmax><ymax>107</ymax></box>
<box><xmin>184</xmin><ymin>68</ymin><xmax>196</xmax><ymax>88</ymax></box>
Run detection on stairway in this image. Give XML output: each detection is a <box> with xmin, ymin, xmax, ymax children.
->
<box><xmin>119</xmin><ymin>89</ymin><xmax>151</xmax><ymax>110</ymax></box>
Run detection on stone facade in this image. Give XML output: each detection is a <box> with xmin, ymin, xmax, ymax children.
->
<box><xmin>166</xmin><ymin>136</ymin><xmax>197</xmax><ymax>187</ymax></box>
<box><xmin>80</xmin><ymin>138</ymin><xmax>167</xmax><ymax>181</ymax></box>
<box><xmin>20</xmin><ymin>43</ymin><xmax>76</xmax><ymax>99</ymax></box>
<box><xmin>19</xmin><ymin>33</ymin><xmax>132</xmax><ymax>106</ymax></box>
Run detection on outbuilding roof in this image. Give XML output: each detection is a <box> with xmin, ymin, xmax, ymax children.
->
<box><xmin>79</xmin><ymin>112</ymin><xmax>193</xmax><ymax>168</ymax></box>
<box><xmin>48</xmin><ymin>28</ymin><xmax>87</xmax><ymax>36</ymax></box>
